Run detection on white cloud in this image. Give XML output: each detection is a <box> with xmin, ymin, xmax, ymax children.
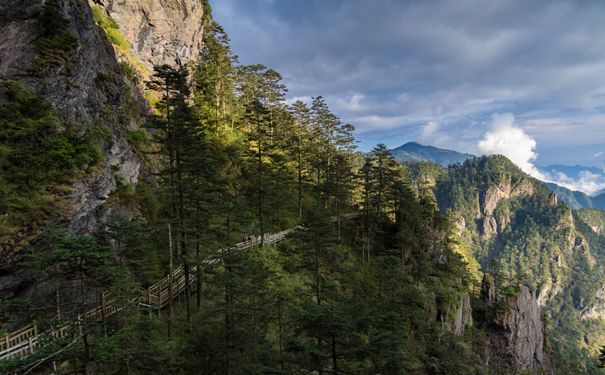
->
<box><xmin>545</xmin><ymin>170</ymin><xmax>605</xmax><ymax>196</ymax></box>
<box><xmin>595</xmin><ymin>151</ymin><xmax>604</xmax><ymax>158</ymax></box>
<box><xmin>418</xmin><ymin>122</ymin><xmax>440</xmax><ymax>142</ymax></box>
<box><xmin>285</xmin><ymin>96</ymin><xmax>312</xmax><ymax>105</ymax></box>
<box><xmin>477</xmin><ymin>113</ymin><xmax>547</xmax><ymax>179</ymax></box>
<box><xmin>476</xmin><ymin>113</ymin><xmax>605</xmax><ymax>195</ymax></box>
<box><xmin>216</xmin><ymin>0</ymin><xmax>605</xmax><ymax>162</ymax></box>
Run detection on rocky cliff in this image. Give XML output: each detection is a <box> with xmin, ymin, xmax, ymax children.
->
<box><xmin>481</xmin><ymin>274</ymin><xmax>551</xmax><ymax>374</ymax></box>
<box><xmin>0</xmin><ymin>0</ymin><xmax>205</xmax><ymax>325</ymax></box>
<box><xmin>479</xmin><ymin>174</ymin><xmax>534</xmax><ymax>238</ymax></box>
<box><xmin>442</xmin><ymin>294</ymin><xmax>473</xmax><ymax>336</ymax></box>
<box><xmin>429</xmin><ymin>155</ymin><xmax>605</xmax><ymax>372</ymax></box>
<box><xmin>0</xmin><ymin>0</ymin><xmax>205</xmax><ymax>249</ymax></box>
<box><xmin>93</xmin><ymin>0</ymin><xmax>207</xmax><ymax>73</ymax></box>
<box><xmin>0</xmin><ymin>0</ymin><xmax>141</xmax><ymax>242</ymax></box>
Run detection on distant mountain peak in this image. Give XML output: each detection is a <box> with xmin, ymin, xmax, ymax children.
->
<box><xmin>390</xmin><ymin>142</ymin><xmax>475</xmax><ymax>167</ymax></box>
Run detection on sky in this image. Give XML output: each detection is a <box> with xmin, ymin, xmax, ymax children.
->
<box><xmin>210</xmin><ymin>0</ymin><xmax>605</xmax><ymax>193</ymax></box>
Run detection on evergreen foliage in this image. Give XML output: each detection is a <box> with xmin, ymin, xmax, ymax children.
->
<box><xmin>0</xmin><ymin>81</ymin><xmax>99</xmax><ymax>253</ymax></box>
<box><xmin>5</xmin><ymin>5</ymin><xmax>593</xmax><ymax>375</ymax></box>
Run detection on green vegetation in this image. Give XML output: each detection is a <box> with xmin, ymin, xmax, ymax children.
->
<box><xmin>0</xmin><ymin>13</ymin><xmax>494</xmax><ymax>373</ymax></box>
<box><xmin>90</xmin><ymin>5</ymin><xmax>128</xmax><ymax>51</ymax></box>
<box><xmin>5</xmin><ymin>3</ymin><xmax>605</xmax><ymax>374</ymax></box>
<box><xmin>423</xmin><ymin>155</ymin><xmax>605</xmax><ymax>373</ymax></box>
<box><xmin>0</xmin><ymin>81</ymin><xmax>99</xmax><ymax>252</ymax></box>
<box><xmin>91</xmin><ymin>5</ymin><xmax>148</xmax><ymax>77</ymax></box>
<box><xmin>31</xmin><ymin>4</ymin><xmax>78</xmax><ymax>70</ymax></box>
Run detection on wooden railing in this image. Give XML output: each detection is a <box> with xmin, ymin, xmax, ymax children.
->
<box><xmin>0</xmin><ymin>226</ymin><xmax>302</xmax><ymax>361</ymax></box>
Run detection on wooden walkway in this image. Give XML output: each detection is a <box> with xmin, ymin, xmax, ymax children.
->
<box><xmin>0</xmin><ymin>227</ymin><xmax>300</xmax><ymax>361</ymax></box>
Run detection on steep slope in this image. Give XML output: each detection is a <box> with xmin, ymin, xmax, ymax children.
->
<box><xmin>0</xmin><ymin>0</ymin><xmax>205</xmax><ymax>325</ymax></box>
<box><xmin>432</xmin><ymin>155</ymin><xmax>605</xmax><ymax>373</ymax></box>
<box><xmin>93</xmin><ymin>0</ymin><xmax>208</xmax><ymax>73</ymax></box>
<box><xmin>0</xmin><ymin>0</ymin><xmax>142</xmax><ymax>238</ymax></box>
<box><xmin>390</xmin><ymin>141</ymin><xmax>475</xmax><ymax>166</ymax></box>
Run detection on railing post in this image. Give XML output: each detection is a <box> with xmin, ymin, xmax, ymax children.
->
<box><xmin>101</xmin><ymin>292</ymin><xmax>106</xmax><ymax>321</ymax></box>
<box><xmin>77</xmin><ymin>314</ymin><xmax>83</xmax><ymax>337</ymax></box>
<box><xmin>148</xmin><ymin>288</ymin><xmax>152</xmax><ymax>318</ymax></box>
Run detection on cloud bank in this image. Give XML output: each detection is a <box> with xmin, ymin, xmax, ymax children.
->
<box><xmin>478</xmin><ymin>113</ymin><xmax>546</xmax><ymax>179</ymax></box>
<box><xmin>213</xmin><ymin>0</ymin><xmax>605</xmax><ymax>163</ymax></box>
<box><xmin>475</xmin><ymin>113</ymin><xmax>605</xmax><ymax>195</ymax></box>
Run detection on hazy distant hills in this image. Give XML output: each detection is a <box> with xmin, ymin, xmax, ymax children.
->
<box><xmin>390</xmin><ymin>142</ymin><xmax>605</xmax><ymax>210</ymax></box>
<box><xmin>540</xmin><ymin>164</ymin><xmax>604</xmax><ymax>179</ymax></box>
<box><xmin>545</xmin><ymin>183</ymin><xmax>605</xmax><ymax>210</ymax></box>
<box><xmin>389</xmin><ymin>142</ymin><xmax>474</xmax><ymax>166</ymax></box>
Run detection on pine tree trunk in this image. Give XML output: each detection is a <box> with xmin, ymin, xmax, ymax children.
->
<box><xmin>278</xmin><ymin>299</ymin><xmax>284</xmax><ymax>371</ymax></box>
<box><xmin>176</xmin><ymin>146</ymin><xmax>192</xmax><ymax>326</ymax></box>
<box><xmin>315</xmin><ymin>241</ymin><xmax>321</xmax><ymax>306</ymax></box>
<box><xmin>298</xmin><ymin>142</ymin><xmax>303</xmax><ymax>220</ymax></box>
<box><xmin>168</xmin><ymin>224</ymin><xmax>174</xmax><ymax>340</ymax></box>
<box><xmin>331</xmin><ymin>334</ymin><xmax>338</xmax><ymax>375</ymax></box>
<box><xmin>257</xmin><ymin>116</ymin><xmax>264</xmax><ymax>247</ymax></box>
<box><xmin>196</xmin><ymin>237</ymin><xmax>202</xmax><ymax>309</ymax></box>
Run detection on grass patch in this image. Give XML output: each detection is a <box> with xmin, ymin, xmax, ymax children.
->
<box><xmin>127</xmin><ymin>129</ymin><xmax>149</xmax><ymax>155</ymax></box>
<box><xmin>91</xmin><ymin>5</ymin><xmax>149</xmax><ymax>78</ymax></box>
<box><xmin>31</xmin><ymin>4</ymin><xmax>78</xmax><ymax>71</ymax></box>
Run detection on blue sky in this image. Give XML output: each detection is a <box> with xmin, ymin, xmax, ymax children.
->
<box><xmin>211</xmin><ymin>0</ymin><xmax>605</xmax><ymax>170</ymax></box>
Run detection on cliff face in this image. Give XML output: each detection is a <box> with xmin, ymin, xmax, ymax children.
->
<box><xmin>0</xmin><ymin>0</ymin><xmax>205</xmax><ymax>241</ymax></box>
<box><xmin>0</xmin><ymin>0</ymin><xmax>142</xmax><ymax>237</ymax></box>
<box><xmin>481</xmin><ymin>276</ymin><xmax>551</xmax><ymax>374</ymax></box>
<box><xmin>479</xmin><ymin>174</ymin><xmax>534</xmax><ymax>238</ymax></box>
<box><xmin>442</xmin><ymin>294</ymin><xmax>473</xmax><ymax>336</ymax></box>
<box><xmin>495</xmin><ymin>286</ymin><xmax>549</xmax><ymax>372</ymax></box>
<box><xmin>0</xmin><ymin>0</ymin><xmax>204</xmax><ymax>325</ymax></box>
<box><xmin>93</xmin><ymin>0</ymin><xmax>206</xmax><ymax>73</ymax></box>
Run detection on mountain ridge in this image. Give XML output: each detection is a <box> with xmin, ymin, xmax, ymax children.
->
<box><xmin>391</xmin><ymin>141</ymin><xmax>605</xmax><ymax>210</ymax></box>
<box><xmin>390</xmin><ymin>141</ymin><xmax>475</xmax><ymax>166</ymax></box>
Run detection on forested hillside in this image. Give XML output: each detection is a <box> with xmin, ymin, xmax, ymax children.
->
<box><xmin>2</xmin><ymin>1</ymin><xmax>602</xmax><ymax>374</ymax></box>
<box><xmin>415</xmin><ymin>156</ymin><xmax>605</xmax><ymax>373</ymax></box>
<box><xmin>0</xmin><ymin>2</ymin><xmax>526</xmax><ymax>374</ymax></box>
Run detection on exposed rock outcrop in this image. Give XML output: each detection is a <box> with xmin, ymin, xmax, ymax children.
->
<box><xmin>483</xmin><ymin>280</ymin><xmax>551</xmax><ymax>374</ymax></box>
<box><xmin>92</xmin><ymin>0</ymin><xmax>207</xmax><ymax>73</ymax></box>
<box><xmin>479</xmin><ymin>175</ymin><xmax>534</xmax><ymax>238</ymax></box>
<box><xmin>0</xmin><ymin>0</ymin><xmax>205</xmax><ymax>327</ymax></box>
<box><xmin>0</xmin><ymin>0</ymin><xmax>143</xmax><ymax>237</ymax></box>
<box><xmin>442</xmin><ymin>294</ymin><xmax>473</xmax><ymax>336</ymax></box>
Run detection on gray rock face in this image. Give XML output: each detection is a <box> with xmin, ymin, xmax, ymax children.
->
<box><xmin>93</xmin><ymin>0</ymin><xmax>207</xmax><ymax>72</ymax></box>
<box><xmin>0</xmin><ymin>0</ymin><xmax>143</xmax><ymax>237</ymax></box>
<box><xmin>479</xmin><ymin>175</ymin><xmax>534</xmax><ymax>238</ymax></box>
<box><xmin>500</xmin><ymin>286</ymin><xmax>548</xmax><ymax>371</ymax></box>
<box><xmin>442</xmin><ymin>294</ymin><xmax>473</xmax><ymax>336</ymax></box>
<box><xmin>0</xmin><ymin>0</ymin><xmax>204</xmax><ymax>327</ymax></box>
<box><xmin>0</xmin><ymin>0</ymin><xmax>147</xmax><ymax>326</ymax></box>
<box><xmin>481</xmin><ymin>272</ymin><xmax>497</xmax><ymax>306</ymax></box>
<box><xmin>486</xmin><ymin>283</ymin><xmax>551</xmax><ymax>374</ymax></box>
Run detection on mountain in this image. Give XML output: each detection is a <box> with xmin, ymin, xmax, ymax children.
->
<box><xmin>0</xmin><ymin>2</ymin><xmax>602</xmax><ymax>374</ymax></box>
<box><xmin>0</xmin><ymin>3</ymin><xmax>531</xmax><ymax>374</ymax></box>
<box><xmin>391</xmin><ymin>142</ymin><xmax>605</xmax><ymax>210</ymax></box>
<box><xmin>390</xmin><ymin>141</ymin><xmax>475</xmax><ymax>166</ymax></box>
<box><xmin>427</xmin><ymin>155</ymin><xmax>605</xmax><ymax>373</ymax></box>
<box><xmin>546</xmin><ymin>183</ymin><xmax>605</xmax><ymax>210</ymax></box>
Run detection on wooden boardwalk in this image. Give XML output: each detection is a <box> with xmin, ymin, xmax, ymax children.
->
<box><xmin>0</xmin><ymin>227</ymin><xmax>300</xmax><ymax>361</ymax></box>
